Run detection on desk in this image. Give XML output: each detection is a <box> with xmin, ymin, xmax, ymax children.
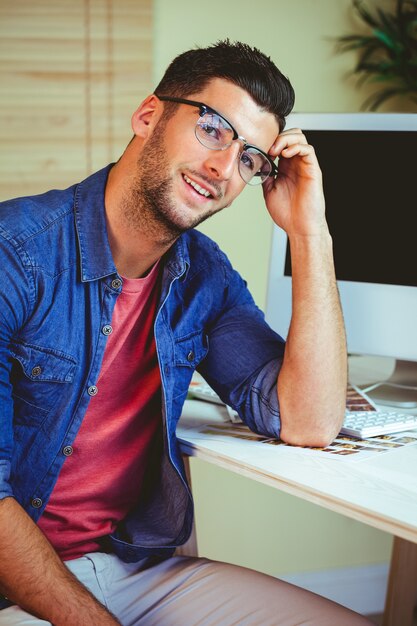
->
<box><xmin>177</xmin><ymin>356</ymin><xmax>417</xmax><ymax>626</ymax></box>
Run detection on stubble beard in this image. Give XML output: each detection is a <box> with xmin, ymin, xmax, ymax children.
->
<box><xmin>121</xmin><ymin>119</ymin><xmax>227</xmax><ymax>246</ymax></box>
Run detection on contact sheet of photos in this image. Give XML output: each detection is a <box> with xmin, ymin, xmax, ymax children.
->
<box><xmin>197</xmin><ymin>423</ymin><xmax>417</xmax><ymax>461</ymax></box>
<box><xmin>188</xmin><ymin>381</ymin><xmax>417</xmax><ymax>460</ymax></box>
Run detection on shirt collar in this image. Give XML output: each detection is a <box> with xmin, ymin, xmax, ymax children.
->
<box><xmin>74</xmin><ymin>164</ymin><xmax>117</xmax><ymax>282</ymax></box>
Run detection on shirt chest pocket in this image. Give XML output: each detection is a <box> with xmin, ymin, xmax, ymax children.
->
<box><xmin>174</xmin><ymin>331</ymin><xmax>208</xmax><ymax>367</ymax></box>
<box><xmin>10</xmin><ymin>342</ymin><xmax>77</xmax><ymax>426</ymax></box>
<box><xmin>172</xmin><ymin>331</ymin><xmax>209</xmax><ymax>399</ymax></box>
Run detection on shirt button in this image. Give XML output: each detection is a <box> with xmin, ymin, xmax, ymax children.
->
<box><xmin>111</xmin><ymin>278</ymin><xmax>122</xmax><ymax>290</ymax></box>
<box><xmin>88</xmin><ymin>385</ymin><xmax>98</xmax><ymax>396</ymax></box>
<box><xmin>102</xmin><ymin>324</ymin><xmax>113</xmax><ymax>336</ymax></box>
<box><xmin>31</xmin><ymin>366</ymin><xmax>42</xmax><ymax>377</ymax></box>
<box><xmin>187</xmin><ymin>350</ymin><xmax>195</xmax><ymax>362</ymax></box>
<box><xmin>31</xmin><ymin>497</ymin><xmax>42</xmax><ymax>508</ymax></box>
<box><xmin>63</xmin><ymin>445</ymin><xmax>73</xmax><ymax>456</ymax></box>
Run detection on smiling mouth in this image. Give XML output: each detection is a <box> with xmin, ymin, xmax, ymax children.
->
<box><xmin>183</xmin><ymin>174</ymin><xmax>213</xmax><ymax>198</ymax></box>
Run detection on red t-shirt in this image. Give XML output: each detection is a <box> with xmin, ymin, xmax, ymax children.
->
<box><xmin>38</xmin><ymin>263</ymin><xmax>162</xmax><ymax>560</ymax></box>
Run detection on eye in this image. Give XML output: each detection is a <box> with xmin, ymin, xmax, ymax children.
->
<box><xmin>240</xmin><ymin>151</ymin><xmax>256</xmax><ymax>171</ymax></box>
<box><xmin>199</xmin><ymin>121</ymin><xmax>221</xmax><ymax>140</ymax></box>
<box><xmin>198</xmin><ymin>113</ymin><xmax>225</xmax><ymax>140</ymax></box>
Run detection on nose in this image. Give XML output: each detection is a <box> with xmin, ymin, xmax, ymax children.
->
<box><xmin>203</xmin><ymin>142</ymin><xmax>241</xmax><ymax>181</ymax></box>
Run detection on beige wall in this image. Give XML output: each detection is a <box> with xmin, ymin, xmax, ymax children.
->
<box><xmin>154</xmin><ymin>0</ymin><xmax>398</xmax><ymax>577</ymax></box>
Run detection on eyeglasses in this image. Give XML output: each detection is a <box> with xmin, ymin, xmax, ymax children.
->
<box><xmin>156</xmin><ymin>95</ymin><xmax>278</xmax><ymax>186</ymax></box>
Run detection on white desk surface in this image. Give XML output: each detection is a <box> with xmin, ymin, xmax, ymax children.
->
<box><xmin>177</xmin><ymin>356</ymin><xmax>417</xmax><ymax>544</ymax></box>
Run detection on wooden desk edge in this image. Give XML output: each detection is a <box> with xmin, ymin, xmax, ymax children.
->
<box><xmin>178</xmin><ymin>442</ymin><xmax>417</xmax><ymax>545</ymax></box>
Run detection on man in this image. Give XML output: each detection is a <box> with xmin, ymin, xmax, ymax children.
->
<box><xmin>0</xmin><ymin>41</ymin><xmax>371</xmax><ymax>625</ymax></box>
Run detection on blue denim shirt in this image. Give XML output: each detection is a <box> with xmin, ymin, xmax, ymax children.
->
<box><xmin>0</xmin><ymin>165</ymin><xmax>284</xmax><ymax>577</ymax></box>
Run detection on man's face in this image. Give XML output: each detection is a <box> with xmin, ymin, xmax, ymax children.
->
<box><xmin>136</xmin><ymin>78</ymin><xmax>280</xmax><ymax>238</ymax></box>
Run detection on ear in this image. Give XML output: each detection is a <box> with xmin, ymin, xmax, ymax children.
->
<box><xmin>131</xmin><ymin>94</ymin><xmax>163</xmax><ymax>139</ymax></box>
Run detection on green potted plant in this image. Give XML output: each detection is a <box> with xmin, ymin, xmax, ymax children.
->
<box><xmin>335</xmin><ymin>0</ymin><xmax>417</xmax><ymax>110</ymax></box>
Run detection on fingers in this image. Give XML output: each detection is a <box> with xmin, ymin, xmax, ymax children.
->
<box><xmin>280</xmin><ymin>142</ymin><xmax>316</xmax><ymax>160</ymax></box>
<box><xmin>269</xmin><ymin>128</ymin><xmax>313</xmax><ymax>160</ymax></box>
<box><xmin>263</xmin><ymin>129</ymin><xmax>322</xmax><ymax>191</ymax></box>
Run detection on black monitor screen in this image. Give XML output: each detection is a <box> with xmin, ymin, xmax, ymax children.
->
<box><xmin>284</xmin><ymin>130</ymin><xmax>416</xmax><ymax>287</ymax></box>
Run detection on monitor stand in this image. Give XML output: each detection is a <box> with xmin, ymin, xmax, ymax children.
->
<box><xmin>365</xmin><ymin>360</ymin><xmax>417</xmax><ymax>409</ymax></box>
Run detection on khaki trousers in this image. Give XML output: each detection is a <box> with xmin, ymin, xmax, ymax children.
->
<box><xmin>0</xmin><ymin>553</ymin><xmax>373</xmax><ymax>625</ymax></box>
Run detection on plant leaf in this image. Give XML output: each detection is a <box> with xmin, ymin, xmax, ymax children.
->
<box><xmin>369</xmin><ymin>85</ymin><xmax>417</xmax><ymax>109</ymax></box>
<box><xmin>361</xmin><ymin>87</ymin><xmax>404</xmax><ymax>110</ymax></box>
<box><xmin>334</xmin><ymin>0</ymin><xmax>417</xmax><ymax>106</ymax></box>
<box><xmin>352</xmin><ymin>0</ymin><xmax>379</xmax><ymax>28</ymax></box>
<box><xmin>376</xmin><ymin>7</ymin><xmax>398</xmax><ymax>36</ymax></box>
<box><xmin>373</xmin><ymin>27</ymin><xmax>403</xmax><ymax>52</ymax></box>
<box><xmin>335</xmin><ymin>35</ymin><xmax>379</xmax><ymax>52</ymax></box>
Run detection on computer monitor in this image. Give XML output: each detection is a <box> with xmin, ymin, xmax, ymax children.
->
<box><xmin>265</xmin><ymin>112</ymin><xmax>417</xmax><ymax>408</ymax></box>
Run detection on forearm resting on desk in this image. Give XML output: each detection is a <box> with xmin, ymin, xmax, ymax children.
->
<box><xmin>278</xmin><ymin>231</ymin><xmax>347</xmax><ymax>447</ymax></box>
<box><xmin>0</xmin><ymin>497</ymin><xmax>120</xmax><ymax>626</ymax></box>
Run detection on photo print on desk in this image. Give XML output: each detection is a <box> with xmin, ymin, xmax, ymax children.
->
<box><xmin>197</xmin><ymin>422</ymin><xmax>417</xmax><ymax>461</ymax></box>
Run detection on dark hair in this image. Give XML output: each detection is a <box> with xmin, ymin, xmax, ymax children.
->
<box><xmin>154</xmin><ymin>40</ymin><xmax>295</xmax><ymax>131</ymax></box>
